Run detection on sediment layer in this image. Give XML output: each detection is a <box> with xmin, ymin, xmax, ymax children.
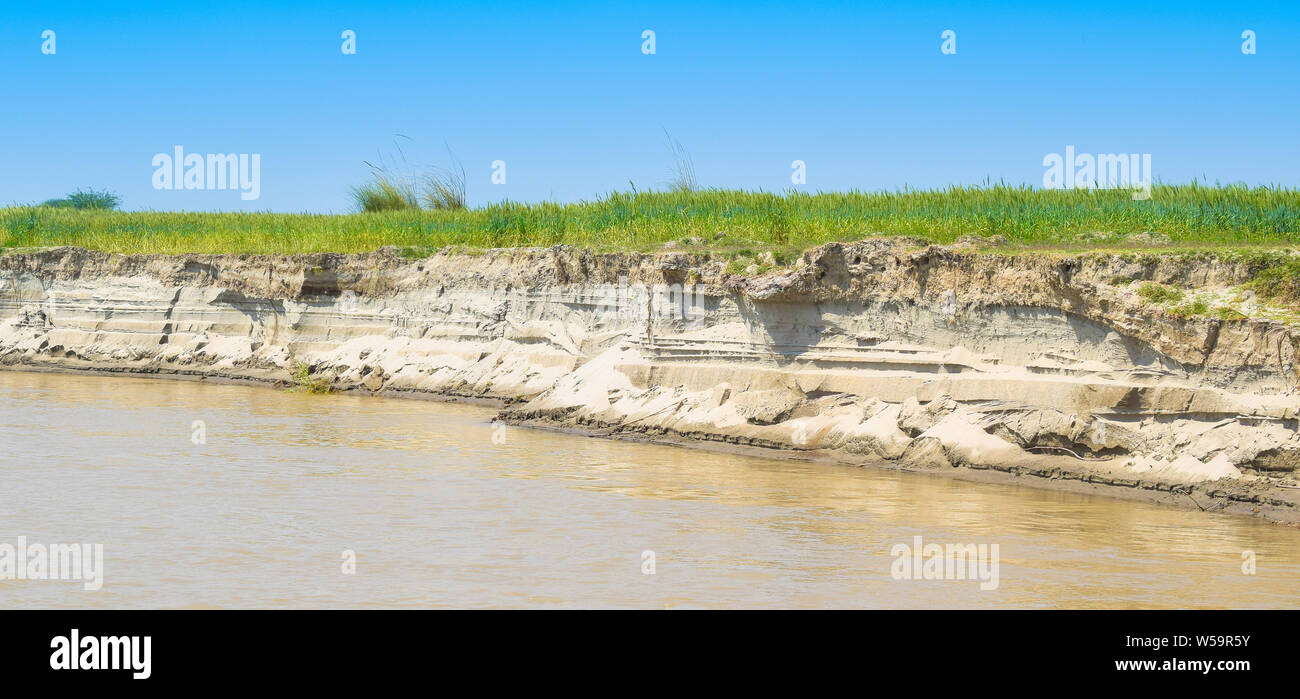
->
<box><xmin>3</xmin><ymin>242</ymin><xmax>1298</xmax><ymax>522</ymax></box>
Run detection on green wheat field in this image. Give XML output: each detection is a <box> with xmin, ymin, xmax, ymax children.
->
<box><xmin>4</xmin><ymin>184</ymin><xmax>1297</xmax><ymax>257</ymax></box>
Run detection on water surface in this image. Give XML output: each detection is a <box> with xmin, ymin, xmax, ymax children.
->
<box><xmin>1</xmin><ymin>370</ymin><xmax>1296</xmax><ymax>608</ymax></box>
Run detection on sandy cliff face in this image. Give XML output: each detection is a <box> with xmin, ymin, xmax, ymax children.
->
<box><xmin>2</xmin><ymin>242</ymin><xmax>1298</xmax><ymax>520</ymax></box>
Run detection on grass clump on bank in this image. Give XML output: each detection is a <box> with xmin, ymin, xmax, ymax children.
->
<box><xmin>1136</xmin><ymin>282</ymin><xmax>1185</xmax><ymax>305</ymax></box>
<box><xmin>1246</xmin><ymin>258</ymin><xmax>1300</xmax><ymax>306</ymax></box>
<box><xmin>1126</xmin><ymin>259</ymin><xmax>1300</xmax><ymax>322</ymax></box>
<box><xmin>1</xmin><ymin>184</ymin><xmax>1297</xmax><ymax>256</ymax></box>
<box><xmin>287</xmin><ymin>363</ymin><xmax>332</xmax><ymax>394</ymax></box>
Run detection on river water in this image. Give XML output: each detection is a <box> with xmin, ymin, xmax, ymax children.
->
<box><xmin>1</xmin><ymin>370</ymin><xmax>1296</xmax><ymax>609</ymax></box>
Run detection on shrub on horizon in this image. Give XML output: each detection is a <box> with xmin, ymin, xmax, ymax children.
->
<box><xmin>41</xmin><ymin>188</ymin><xmax>121</xmax><ymax>210</ymax></box>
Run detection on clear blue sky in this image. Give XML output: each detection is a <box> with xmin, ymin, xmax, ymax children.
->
<box><xmin>1</xmin><ymin>1</ymin><xmax>1297</xmax><ymax>212</ymax></box>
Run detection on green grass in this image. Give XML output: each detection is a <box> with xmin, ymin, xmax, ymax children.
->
<box><xmin>2</xmin><ymin>183</ymin><xmax>1298</xmax><ymax>256</ymax></box>
<box><xmin>1169</xmin><ymin>299</ymin><xmax>1210</xmax><ymax>318</ymax></box>
<box><xmin>1213</xmin><ymin>307</ymin><xmax>1247</xmax><ymax>321</ymax></box>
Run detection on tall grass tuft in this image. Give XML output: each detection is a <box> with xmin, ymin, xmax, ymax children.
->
<box><xmin>351</xmin><ymin>137</ymin><xmax>424</xmax><ymax>212</ymax></box>
<box><xmin>663</xmin><ymin>129</ymin><xmax>697</xmax><ymax>193</ymax></box>
<box><xmin>422</xmin><ymin>153</ymin><xmax>466</xmax><ymax>210</ymax></box>
<box><xmin>351</xmin><ymin>141</ymin><xmax>466</xmax><ymax>212</ymax></box>
<box><xmin>350</xmin><ymin>175</ymin><xmax>419</xmax><ymax>212</ymax></box>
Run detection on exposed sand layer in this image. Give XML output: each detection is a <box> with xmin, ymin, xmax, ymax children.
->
<box><xmin>3</xmin><ymin>242</ymin><xmax>1298</xmax><ymax>522</ymax></box>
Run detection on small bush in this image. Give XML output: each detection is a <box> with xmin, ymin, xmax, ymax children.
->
<box><xmin>288</xmin><ymin>362</ymin><xmax>332</xmax><ymax>394</ymax></box>
<box><xmin>42</xmin><ymin>188</ymin><xmax>120</xmax><ymax>210</ymax></box>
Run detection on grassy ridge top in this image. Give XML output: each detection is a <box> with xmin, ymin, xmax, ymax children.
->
<box><xmin>2</xmin><ymin>184</ymin><xmax>1298</xmax><ymax>256</ymax></box>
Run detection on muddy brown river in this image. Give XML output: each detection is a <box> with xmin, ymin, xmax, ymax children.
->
<box><xmin>1</xmin><ymin>370</ymin><xmax>1296</xmax><ymax>608</ymax></box>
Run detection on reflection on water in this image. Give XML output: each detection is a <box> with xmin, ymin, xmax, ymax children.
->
<box><xmin>1</xmin><ymin>370</ymin><xmax>1297</xmax><ymax>609</ymax></box>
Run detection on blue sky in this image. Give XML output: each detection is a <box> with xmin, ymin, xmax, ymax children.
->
<box><xmin>1</xmin><ymin>1</ymin><xmax>1297</xmax><ymax>212</ymax></box>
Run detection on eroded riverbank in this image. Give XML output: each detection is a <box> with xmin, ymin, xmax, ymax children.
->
<box><xmin>2</xmin><ymin>243</ymin><xmax>1298</xmax><ymax>522</ymax></box>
